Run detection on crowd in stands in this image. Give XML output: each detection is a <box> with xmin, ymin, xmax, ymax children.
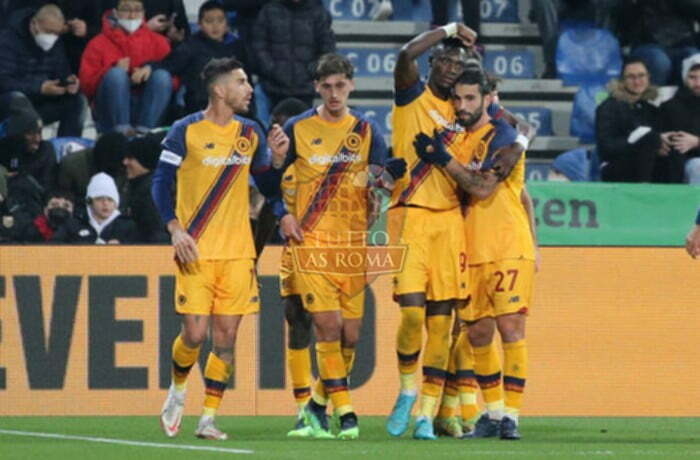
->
<box><xmin>0</xmin><ymin>0</ymin><xmax>698</xmax><ymax>244</ymax></box>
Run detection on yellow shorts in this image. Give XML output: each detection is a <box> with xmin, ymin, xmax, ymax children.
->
<box><xmin>296</xmin><ymin>271</ymin><xmax>365</xmax><ymax>320</ymax></box>
<box><xmin>459</xmin><ymin>258</ymin><xmax>535</xmax><ymax>322</ymax></box>
<box><xmin>279</xmin><ymin>246</ymin><xmax>299</xmax><ymax>297</ymax></box>
<box><xmin>388</xmin><ymin>206</ymin><xmax>468</xmax><ymax>302</ymax></box>
<box><xmin>175</xmin><ymin>258</ymin><xmax>260</xmax><ymax>316</ymax></box>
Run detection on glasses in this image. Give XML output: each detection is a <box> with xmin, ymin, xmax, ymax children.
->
<box><xmin>624</xmin><ymin>73</ymin><xmax>648</xmax><ymax>80</ymax></box>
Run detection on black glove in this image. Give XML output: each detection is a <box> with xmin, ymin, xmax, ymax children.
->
<box><xmin>384</xmin><ymin>157</ymin><xmax>407</xmax><ymax>179</ymax></box>
<box><xmin>413</xmin><ymin>131</ymin><xmax>452</xmax><ymax>167</ymax></box>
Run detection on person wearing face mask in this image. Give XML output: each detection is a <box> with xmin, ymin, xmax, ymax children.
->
<box><xmin>20</xmin><ymin>190</ymin><xmax>93</xmax><ymax>243</ymax></box>
<box><xmin>82</xmin><ymin>172</ymin><xmax>136</xmax><ymax>244</ymax></box>
<box><xmin>0</xmin><ymin>4</ymin><xmax>84</xmax><ymax>137</ymax></box>
<box><xmin>79</xmin><ymin>0</ymin><xmax>175</xmax><ymax>135</ymax></box>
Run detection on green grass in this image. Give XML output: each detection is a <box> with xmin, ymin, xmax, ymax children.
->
<box><xmin>1</xmin><ymin>416</ymin><xmax>699</xmax><ymax>459</ymax></box>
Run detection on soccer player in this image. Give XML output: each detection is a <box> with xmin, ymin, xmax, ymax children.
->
<box><xmin>153</xmin><ymin>57</ymin><xmax>289</xmax><ymax>440</ymax></box>
<box><xmin>272</xmin><ymin>53</ymin><xmax>401</xmax><ymax>440</ymax></box>
<box><xmin>414</xmin><ymin>68</ymin><xmax>537</xmax><ymax>440</ymax></box>
<box><xmin>386</xmin><ymin>22</ymin><xmax>478</xmax><ymax>441</ymax></box>
<box><xmin>687</xmin><ymin>209</ymin><xmax>700</xmax><ymax>258</ymax></box>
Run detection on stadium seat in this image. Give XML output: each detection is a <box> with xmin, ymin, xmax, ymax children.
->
<box><xmin>50</xmin><ymin>137</ymin><xmax>95</xmax><ymax>162</ymax></box>
<box><xmin>509</xmin><ymin>106</ymin><xmax>553</xmax><ymax>136</ymax></box>
<box><xmin>480</xmin><ymin>0</ymin><xmax>520</xmax><ymax>23</ymax></box>
<box><xmin>484</xmin><ymin>49</ymin><xmax>536</xmax><ymax>79</ymax></box>
<box><xmin>570</xmin><ymin>83</ymin><xmax>608</xmax><ymax>143</ymax></box>
<box><xmin>555</xmin><ymin>23</ymin><xmax>622</xmax><ymax>86</ymax></box>
<box><xmin>550</xmin><ymin>147</ymin><xmax>601</xmax><ymax>181</ymax></box>
<box><xmin>340</xmin><ymin>46</ymin><xmax>429</xmax><ymax>77</ymax></box>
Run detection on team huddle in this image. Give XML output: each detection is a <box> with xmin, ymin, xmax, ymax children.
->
<box><xmin>152</xmin><ymin>21</ymin><xmax>539</xmax><ymax>442</ymax></box>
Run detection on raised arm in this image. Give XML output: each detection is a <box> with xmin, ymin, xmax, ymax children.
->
<box><xmin>521</xmin><ymin>187</ymin><xmax>540</xmax><ymax>271</ymax></box>
<box><xmin>395</xmin><ymin>23</ymin><xmax>477</xmax><ymax>90</ymax></box>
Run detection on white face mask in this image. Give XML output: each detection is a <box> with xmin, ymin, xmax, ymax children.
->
<box><xmin>34</xmin><ymin>33</ymin><xmax>59</xmax><ymax>51</ymax></box>
<box><xmin>118</xmin><ymin>18</ymin><xmax>142</xmax><ymax>34</ymax></box>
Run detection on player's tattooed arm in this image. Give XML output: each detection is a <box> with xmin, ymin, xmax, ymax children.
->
<box><xmin>443</xmin><ymin>159</ymin><xmax>499</xmax><ymax>199</ymax></box>
<box><xmin>491</xmin><ymin>144</ymin><xmax>523</xmax><ymax>181</ymax></box>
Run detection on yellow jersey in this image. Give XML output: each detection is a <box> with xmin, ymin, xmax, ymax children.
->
<box><xmin>391</xmin><ymin>79</ymin><xmax>461</xmax><ymax>210</ymax></box>
<box><xmin>283</xmin><ymin>108</ymin><xmax>386</xmax><ymax>245</ymax></box>
<box><xmin>159</xmin><ymin>112</ymin><xmax>266</xmax><ymax>260</ymax></box>
<box><xmin>457</xmin><ymin>119</ymin><xmax>535</xmax><ymax>264</ymax></box>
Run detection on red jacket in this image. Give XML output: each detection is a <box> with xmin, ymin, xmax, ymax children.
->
<box><xmin>79</xmin><ymin>10</ymin><xmax>172</xmax><ymax>99</ymax></box>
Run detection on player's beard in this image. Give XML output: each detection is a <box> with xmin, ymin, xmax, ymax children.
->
<box><xmin>456</xmin><ymin>104</ymin><xmax>484</xmax><ymax>129</ymax></box>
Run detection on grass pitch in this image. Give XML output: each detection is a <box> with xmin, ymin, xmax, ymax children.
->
<box><xmin>1</xmin><ymin>416</ymin><xmax>699</xmax><ymax>459</ymax></box>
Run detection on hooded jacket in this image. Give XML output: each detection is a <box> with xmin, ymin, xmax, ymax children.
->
<box><xmin>0</xmin><ymin>8</ymin><xmax>72</xmax><ymax>97</ymax></box>
<box><xmin>659</xmin><ymin>55</ymin><xmax>700</xmax><ymax>159</ymax></box>
<box><xmin>595</xmin><ymin>79</ymin><xmax>661</xmax><ymax>163</ymax></box>
<box><xmin>251</xmin><ymin>0</ymin><xmax>336</xmax><ymax>98</ymax></box>
<box><xmin>79</xmin><ymin>10</ymin><xmax>172</xmax><ymax>99</ymax></box>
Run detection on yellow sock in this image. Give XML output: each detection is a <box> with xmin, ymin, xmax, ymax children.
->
<box><xmin>437</xmin><ymin>392</ymin><xmax>459</xmax><ymax>418</ymax></box>
<box><xmin>342</xmin><ymin>347</ymin><xmax>356</xmax><ymax>374</ymax></box>
<box><xmin>455</xmin><ymin>330</ymin><xmax>479</xmax><ymax>424</ymax></box>
<box><xmin>437</xmin><ymin>326</ymin><xmax>460</xmax><ymax>419</ymax></box>
<box><xmin>171</xmin><ymin>335</ymin><xmax>200</xmax><ymax>391</ymax></box>
<box><xmin>202</xmin><ymin>352</ymin><xmax>233</xmax><ymax>414</ymax></box>
<box><xmin>287</xmin><ymin>347</ymin><xmax>312</xmax><ymax>408</ymax></box>
<box><xmin>473</xmin><ymin>342</ymin><xmax>504</xmax><ymax>419</ymax></box>
<box><xmin>503</xmin><ymin>339</ymin><xmax>527</xmax><ymax>419</ymax></box>
<box><xmin>419</xmin><ymin>313</ymin><xmax>451</xmax><ymax>418</ymax></box>
<box><xmin>396</xmin><ymin>306</ymin><xmax>424</xmax><ymax>391</ymax></box>
<box><xmin>315</xmin><ymin>340</ymin><xmax>352</xmax><ymax>416</ymax></box>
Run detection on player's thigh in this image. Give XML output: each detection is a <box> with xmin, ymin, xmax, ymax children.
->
<box><xmin>458</xmin><ymin>263</ymin><xmax>493</xmax><ymax>323</ymax></box>
<box><xmin>297</xmin><ymin>271</ymin><xmax>342</xmax><ymax>316</ymax></box>
<box><xmin>389</xmin><ymin>207</ymin><xmax>430</xmax><ymax>297</ymax></box>
<box><xmin>426</xmin><ymin>208</ymin><xmax>468</xmax><ymax>302</ymax></box>
<box><xmin>212</xmin><ymin>258</ymin><xmax>260</xmax><ymax>316</ymax></box>
<box><xmin>175</xmin><ymin>260</ymin><xmax>216</xmax><ymax>315</ymax></box>
<box><xmin>491</xmin><ymin>259</ymin><xmax>535</xmax><ymax>317</ymax></box>
<box><xmin>279</xmin><ymin>246</ymin><xmax>299</xmax><ymax>298</ymax></box>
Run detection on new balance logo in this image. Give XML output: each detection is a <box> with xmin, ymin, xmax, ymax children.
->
<box><xmin>508</xmin><ymin>296</ymin><xmax>520</xmax><ymax>303</ymax></box>
<box><xmin>204</xmin><ymin>143</ymin><xmax>215</xmax><ymax>149</ymax></box>
<box><xmin>311</xmin><ymin>138</ymin><xmax>322</xmax><ymax>145</ymax></box>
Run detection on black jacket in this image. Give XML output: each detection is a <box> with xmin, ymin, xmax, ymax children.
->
<box><xmin>84</xmin><ymin>213</ymin><xmax>138</xmax><ymax>244</ymax></box>
<box><xmin>595</xmin><ymin>80</ymin><xmax>662</xmax><ymax>164</ymax></box>
<box><xmin>614</xmin><ymin>0</ymin><xmax>700</xmax><ymax>48</ymax></box>
<box><xmin>251</xmin><ymin>0</ymin><xmax>335</xmax><ymax>98</ymax></box>
<box><xmin>659</xmin><ymin>86</ymin><xmax>700</xmax><ymax>158</ymax></box>
<box><xmin>0</xmin><ymin>9</ymin><xmax>72</xmax><ymax>97</ymax></box>
<box><xmin>125</xmin><ymin>172</ymin><xmax>169</xmax><ymax>243</ymax></box>
<box><xmin>21</xmin><ymin>213</ymin><xmax>94</xmax><ymax>244</ymax></box>
<box><xmin>156</xmin><ymin>31</ymin><xmax>243</xmax><ymax>112</ymax></box>
<box><xmin>0</xmin><ymin>138</ymin><xmax>57</xmax><ymax>192</ymax></box>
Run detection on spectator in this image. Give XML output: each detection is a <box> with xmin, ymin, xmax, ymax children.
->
<box><xmin>0</xmin><ymin>5</ymin><xmax>84</xmax><ymax>137</ymax></box>
<box><xmin>686</xmin><ymin>208</ymin><xmax>700</xmax><ymax>258</ymax></box>
<box><xmin>252</xmin><ymin>97</ymin><xmax>310</xmax><ymax>256</ymax></box>
<box><xmin>548</xmin><ymin>148</ymin><xmax>601</xmax><ymax>181</ymax></box>
<box><xmin>122</xmin><ymin>132</ymin><xmax>168</xmax><ymax>243</ymax></box>
<box><xmin>616</xmin><ymin>0</ymin><xmax>700</xmax><ymax>85</ymax></box>
<box><xmin>596</xmin><ymin>58</ymin><xmax>666</xmax><ymax>183</ymax></box>
<box><xmin>0</xmin><ymin>102</ymin><xmax>57</xmax><ymax>192</ymax></box>
<box><xmin>155</xmin><ymin>1</ymin><xmax>244</xmax><ymax>113</ymax></box>
<box><xmin>370</xmin><ymin>0</ymin><xmax>393</xmax><ymax>21</ymax></box>
<box><xmin>430</xmin><ymin>0</ymin><xmax>480</xmax><ymax>35</ymax></box>
<box><xmin>659</xmin><ymin>53</ymin><xmax>700</xmax><ymax>183</ymax></box>
<box><xmin>221</xmin><ymin>0</ymin><xmax>271</xmax><ymax>75</ymax></box>
<box><xmin>103</xmin><ymin>0</ymin><xmax>189</xmax><ymax>44</ymax></box>
<box><xmin>79</xmin><ymin>0</ymin><xmax>174</xmax><ymax>135</ymax></box>
<box><xmin>58</xmin><ymin>131</ymin><xmax>128</xmax><ymax>205</ymax></box>
<box><xmin>18</xmin><ymin>189</ymin><xmax>93</xmax><ymax>243</ymax></box>
<box><xmin>41</xmin><ymin>0</ymin><xmax>105</xmax><ymax>74</ymax></box>
<box><xmin>84</xmin><ymin>172</ymin><xmax>136</xmax><ymax>244</ymax></box>
<box><xmin>251</xmin><ymin>0</ymin><xmax>336</xmax><ymax>108</ymax></box>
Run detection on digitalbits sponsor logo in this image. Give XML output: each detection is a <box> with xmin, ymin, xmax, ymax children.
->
<box><xmin>309</xmin><ymin>153</ymin><xmax>360</xmax><ymax>165</ymax></box>
<box><xmin>202</xmin><ymin>155</ymin><xmax>251</xmax><ymax>167</ymax></box>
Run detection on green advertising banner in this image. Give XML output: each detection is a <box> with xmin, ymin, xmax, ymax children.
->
<box><xmin>528</xmin><ymin>182</ymin><xmax>700</xmax><ymax>246</ymax></box>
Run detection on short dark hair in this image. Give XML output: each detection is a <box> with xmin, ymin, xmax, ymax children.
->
<box><xmin>314</xmin><ymin>53</ymin><xmax>354</xmax><ymax>81</ymax></box>
<box><xmin>431</xmin><ymin>37</ymin><xmax>478</xmax><ymax>59</ymax></box>
<box><xmin>622</xmin><ymin>57</ymin><xmax>648</xmax><ymax>74</ymax></box>
<box><xmin>689</xmin><ymin>63</ymin><xmax>700</xmax><ymax>73</ymax></box>
<box><xmin>271</xmin><ymin>97</ymin><xmax>309</xmax><ymax>119</ymax></box>
<box><xmin>454</xmin><ymin>68</ymin><xmax>488</xmax><ymax>95</ymax></box>
<box><xmin>201</xmin><ymin>57</ymin><xmax>244</xmax><ymax>94</ymax></box>
<box><xmin>198</xmin><ymin>0</ymin><xmax>225</xmax><ymax>22</ymax></box>
<box><xmin>44</xmin><ymin>189</ymin><xmax>74</xmax><ymax>206</ymax></box>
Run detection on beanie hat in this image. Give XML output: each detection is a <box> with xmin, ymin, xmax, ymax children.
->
<box><xmin>86</xmin><ymin>172</ymin><xmax>120</xmax><ymax>207</ymax></box>
<box><xmin>7</xmin><ymin>107</ymin><xmax>41</xmax><ymax>137</ymax></box>
<box><xmin>682</xmin><ymin>53</ymin><xmax>700</xmax><ymax>82</ymax></box>
<box><xmin>126</xmin><ymin>131</ymin><xmax>165</xmax><ymax>171</ymax></box>
<box><xmin>552</xmin><ymin>148</ymin><xmax>589</xmax><ymax>182</ymax></box>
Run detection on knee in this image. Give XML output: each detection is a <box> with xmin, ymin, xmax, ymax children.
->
<box><xmin>342</xmin><ymin>328</ymin><xmax>359</xmax><ymax>349</ymax></box>
<box><xmin>102</xmin><ymin>67</ymin><xmax>130</xmax><ymax>84</ymax></box>
<box><xmin>150</xmin><ymin>69</ymin><xmax>173</xmax><ymax>89</ymax></box>
<box><xmin>496</xmin><ymin>318</ymin><xmax>525</xmax><ymax>343</ymax></box>
<box><xmin>467</xmin><ymin>324</ymin><xmax>493</xmax><ymax>347</ymax></box>
<box><xmin>314</xmin><ymin>316</ymin><xmax>342</xmax><ymax>342</ymax></box>
<box><xmin>182</xmin><ymin>328</ymin><xmax>207</xmax><ymax>347</ymax></box>
<box><xmin>400</xmin><ymin>308</ymin><xmax>424</xmax><ymax>331</ymax></box>
<box><xmin>685</xmin><ymin>158</ymin><xmax>700</xmax><ymax>184</ymax></box>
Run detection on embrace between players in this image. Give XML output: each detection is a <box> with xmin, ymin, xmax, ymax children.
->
<box><xmin>152</xmin><ymin>20</ymin><xmax>539</xmax><ymax>442</ymax></box>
